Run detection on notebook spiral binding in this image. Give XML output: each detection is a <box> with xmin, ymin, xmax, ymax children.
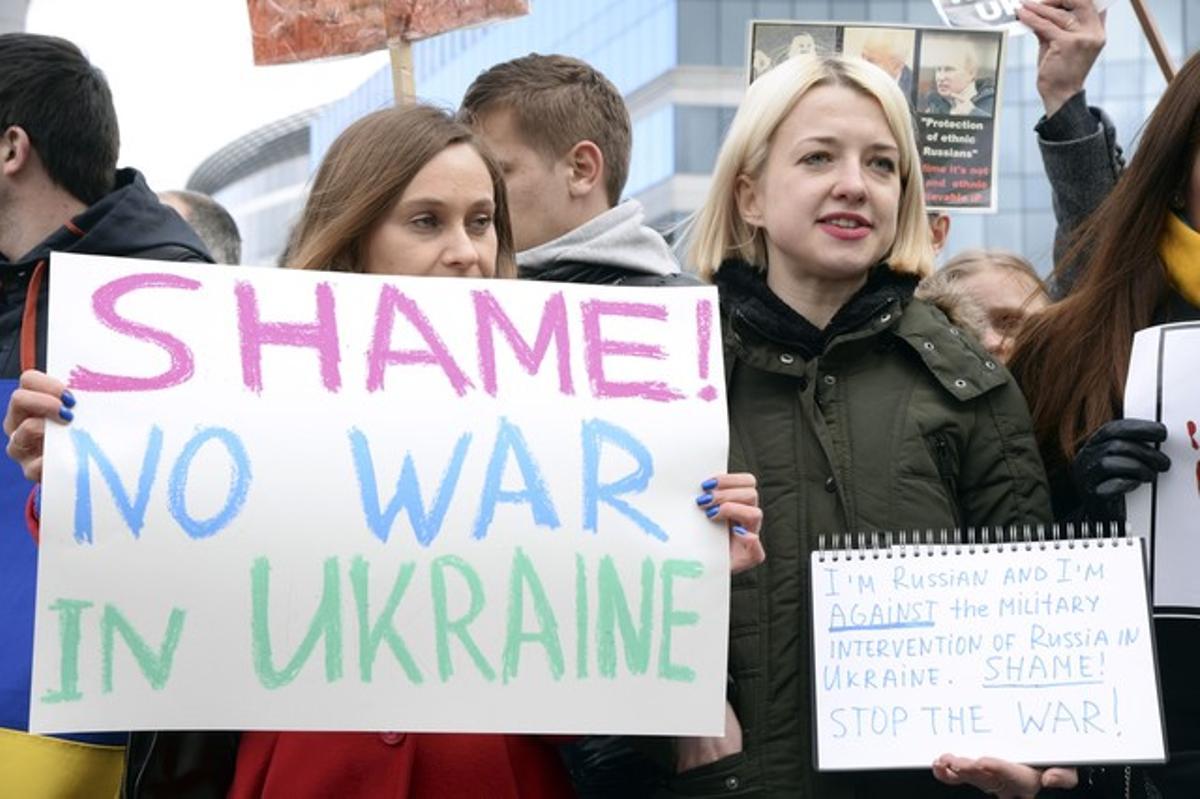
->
<box><xmin>816</xmin><ymin>522</ymin><xmax>1128</xmax><ymax>562</ymax></box>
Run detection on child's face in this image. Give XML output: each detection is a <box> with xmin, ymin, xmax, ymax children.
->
<box><xmin>955</xmin><ymin>268</ymin><xmax>1048</xmax><ymax>364</ymax></box>
<box><xmin>473</xmin><ymin>108</ymin><xmax>575</xmax><ymax>253</ymax></box>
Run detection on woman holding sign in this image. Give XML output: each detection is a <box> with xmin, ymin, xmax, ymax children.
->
<box><xmin>669</xmin><ymin>54</ymin><xmax>1069</xmax><ymax>798</ymax></box>
<box><xmin>1011</xmin><ymin>48</ymin><xmax>1200</xmax><ymax>799</ymax></box>
<box><xmin>4</xmin><ymin>103</ymin><xmax>766</xmax><ymax>798</ymax></box>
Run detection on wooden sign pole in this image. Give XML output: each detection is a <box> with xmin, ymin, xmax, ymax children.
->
<box><xmin>1129</xmin><ymin>0</ymin><xmax>1176</xmax><ymax>82</ymax></box>
<box><xmin>388</xmin><ymin>38</ymin><xmax>416</xmax><ymax>105</ymax></box>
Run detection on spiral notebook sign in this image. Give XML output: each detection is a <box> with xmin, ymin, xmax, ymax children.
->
<box><xmin>810</xmin><ymin>532</ymin><xmax>1164</xmax><ymax>769</ymax></box>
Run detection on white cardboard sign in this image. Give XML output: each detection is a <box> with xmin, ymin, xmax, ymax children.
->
<box><xmin>931</xmin><ymin>0</ymin><xmax>1117</xmax><ymax>34</ymax></box>
<box><xmin>30</xmin><ymin>253</ymin><xmax>730</xmax><ymax>735</ymax></box>
<box><xmin>1125</xmin><ymin>322</ymin><xmax>1200</xmax><ymax>616</ymax></box>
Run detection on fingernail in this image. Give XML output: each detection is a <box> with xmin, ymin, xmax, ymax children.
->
<box><xmin>61</xmin><ymin>390</ymin><xmax>76</xmax><ymax>408</ymax></box>
<box><xmin>58</xmin><ymin>406</ymin><xmax>74</xmax><ymax>422</ymax></box>
<box><xmin>732</xmin><ymin>525</ymin><xmax>749</xmax><ymax>537</ymax></box>
<box><xmin>695</xmin><ymin>493</ymin><xmax>713</xmax><ymax>505</ymax></box>
<box><xmin>705</xmin><ymin>504</ymin><xmax>720</xmax><ymax>518</ymax></box>
<box><xmin>701</xmin><ymin>478</ymin><xmax>718</xmax><ymax>490</ymax></box>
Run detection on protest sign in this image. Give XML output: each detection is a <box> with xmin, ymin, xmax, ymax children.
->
<box><xmin>748</xmin><ymin>21</ymin><xmax>1006</xmax><ymax>212</ymax></box>
<box><xmin>810</xmin><ymin>538</ymin><xmax>1165</xmax><ymax>769</ymax></box>
<box><xmin>1125</xmin><ymin>322</ymin><xmax>1200</xmax><ymax>617</ymax></box>
<box><xmin>29</xmin><ymin>253</ymin><xmax>730</xmax><ymax>735</ymax></box>
<box><xmin>931</xmin><ymin>0</ymin><xmax>1116</xmax><ymax>35</ymax></box>
<box><xmin>246</xmin><ymin>0</ymin><xmax>530</xmax><ymax>102</ymax></box>
<box><xmin>247</xmin><ymin>0</ymin><xmax>530</xmax><ymax>64</ymax></box>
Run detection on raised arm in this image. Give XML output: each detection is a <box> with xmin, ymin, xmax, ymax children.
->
<box><xmin>1018</xmin><ymin>0</ymin><xmax>1124</xmax><ymax>292</ymax></box>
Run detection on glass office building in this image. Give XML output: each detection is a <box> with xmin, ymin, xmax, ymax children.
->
<box><xmin>0</xmin><ymin>0</ymin><xmax>29</xmax><ymax>33</ymax></box>
<box><xmin>202</xmin><ymin>0</ymin><xmax>1200</xmax><ymax>269</ymax></box>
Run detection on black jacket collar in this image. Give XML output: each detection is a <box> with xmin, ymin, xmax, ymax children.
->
<box><xmin>715</xmin><ymin>259</ymin><xmax>917</xmax><ymax>360</ymax></box>
<box><xmin>3</xmin><ymin>168</ymin><xmax>211</xmax><ymax>269</ymax></box>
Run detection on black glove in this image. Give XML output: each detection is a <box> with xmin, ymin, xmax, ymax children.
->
<box><xmin>1071</xmin><ymin>419</ymin><xmax>1170</xmax><ymax>519</ymax></box>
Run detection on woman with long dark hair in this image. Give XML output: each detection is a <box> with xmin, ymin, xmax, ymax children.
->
<box><xmin>1010</xmin><ymin>50</ymin><xmax>1200</xmax><ymax>798</ymax></box>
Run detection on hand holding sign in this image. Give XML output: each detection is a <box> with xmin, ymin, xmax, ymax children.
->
<box><xmin>695</xmin><ymin>472</ymin><xmax>765</xmax><ymax>575</ymax></box>
<box><xmin>674</xmin><ymin>701</ymin><xmax>744</xmax><ymax>773</ymax></box>
<box><xmin>1071</xmin><ymin>419</ymin><xmax>1170</xmax><ymax>519</ymax></box>
<box><xmin>1016</xmin><ymin>0</ymin><xmax>1108</xmax><ymax>117</ymax></box>
<box><xmin>3</xmin><ymin>370</ymin><xmax>74</xmax><ymax>484</ymax></box>
<box><xmin>933</xmin><ymin>754</ymin><xmax>1078</xmax><ymax>797</ymax></box>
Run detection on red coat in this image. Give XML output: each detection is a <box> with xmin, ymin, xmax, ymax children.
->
<box><xmin>229</xmin><ymin>732</ymin><xmax>577</xmax><ymax>799</ymax></box>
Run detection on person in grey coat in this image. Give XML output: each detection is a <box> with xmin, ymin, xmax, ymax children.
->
<box><xmin>1018</xmin><ymin>0</ymin><xmax>1122</xmax><ymax>295</ymax></box>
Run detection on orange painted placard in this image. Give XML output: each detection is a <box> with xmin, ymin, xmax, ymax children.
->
<box><xmin>248</xmin><ymin>0</ymin><xmax>530</xmax><ymax>66</ymax></box>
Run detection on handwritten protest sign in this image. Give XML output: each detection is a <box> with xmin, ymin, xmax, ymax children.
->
<box><xmin>29</xmin><ymin>253</ymin><xmax>730</xmax><ymax>735</ymax></box>
<box><xmin>810</xmin><ymin>539</ymin><xmax>1164</xmax><ymax>769</ymax></box>
<box><xmin>1126</xmin><ymin>322</ymin><xmax>1200</xmax><ymax>617</ymax></box>
<box><xmin>931</xmin><ymin>0</ymin><xmax>1117</xmax><ymax>35</ymax></box>
<box><xmin>748</xmin><ymin>21</ymin><xmax>1006</xmax><ymax>212</ymax></box>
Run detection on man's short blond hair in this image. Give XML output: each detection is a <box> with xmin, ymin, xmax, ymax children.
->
<box><xmin>461</xmin><ymin>54</ymin><xmax>632</xmax><ymax>207</ymax></box>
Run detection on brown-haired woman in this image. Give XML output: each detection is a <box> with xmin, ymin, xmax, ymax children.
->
<box><xmin>285</xmin><ymin>104</ymin><xmax>512</xmax><ymax>277</ymax></box>
<box><xmin>1010</xmin><ymin>50</ymin><xmax>1200</xmax><ymax>797</ymax></box>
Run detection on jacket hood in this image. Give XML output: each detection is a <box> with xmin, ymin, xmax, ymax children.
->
<box><xmin>11</xmin><ymin>168</ymin><xmax>212</xmax><ymax>266</ymax></box>
<box><xmin>516</xmin><ymin>200</ymin><xmax>679</xmax><ymax>278</ymax></box>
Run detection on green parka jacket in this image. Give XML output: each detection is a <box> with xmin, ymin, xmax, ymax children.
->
<box><xmin>670</xmin><ymin>262</ymin><xmax>1053</xmax><ymax>799</ymax></box>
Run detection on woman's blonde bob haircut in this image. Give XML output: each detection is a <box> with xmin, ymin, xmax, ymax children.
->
<box><xmin>689</xmin><ymin>55</ymin><xmax>934</xmax><ymax>281</ymax></box>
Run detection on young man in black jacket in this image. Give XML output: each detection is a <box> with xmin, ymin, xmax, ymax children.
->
<box><xmin>0</xmin><ymin>33</ymin><xmax>212</xmax><ymax>378</ymax></box>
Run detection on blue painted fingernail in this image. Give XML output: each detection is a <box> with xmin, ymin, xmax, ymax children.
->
<box><xmin>695</xmin><ymin>493</ymin><xmax>713</xmax><ymax>505</ymax></box>
<box><xmin>61</xmin><ymin>390</ymin><xmax>76</xmax><ymax>408</ymax></box>
<box><xmin>701</xmin><ymin>478</ymin><xmax>718</xmax><ymax>490</ymax></box>
<box><xmin>705</xmin><ymin>504</ymin><xmax>720</xmax><ymax>518</ymax></box>
<box><xmin>733</xmin><ymin>525</ymin><xmax>749</xmax><ymax>537</ymax></box>
<box><xmin>58</xmin><ymin>406</ymin><xmax>74</xmax><ymax>422</ymax></box>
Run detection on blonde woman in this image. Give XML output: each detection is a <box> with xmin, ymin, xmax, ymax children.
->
<box><xmin>670</xmin><ymin>55</ymin><xmax>1068</xmax><ymax>798</ymax></box>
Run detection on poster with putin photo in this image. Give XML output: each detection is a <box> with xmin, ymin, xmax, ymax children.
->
<box><xmin>747</xmin><ymin>21</ymin><xmax>1007</xmax><ymax>212</ymax></box>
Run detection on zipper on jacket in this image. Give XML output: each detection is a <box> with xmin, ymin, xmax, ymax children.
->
<box><xmin>928</xmin><ymin>432</ymin><xmax>962</xmax><ymax>527</ymax></box>
<box><xmin>130</xmin><ymin>730</ymin><xmax>157</xmax><ymax>798</ymax></box>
